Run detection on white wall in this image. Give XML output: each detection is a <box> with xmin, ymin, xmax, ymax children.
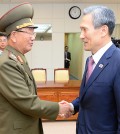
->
<box><xmin>0</xmin><ymin>3</ymin><xmax>120</xmax><ymax>80</ymax></box>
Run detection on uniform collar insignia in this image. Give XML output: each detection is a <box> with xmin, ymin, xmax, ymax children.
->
<box><xmin>17</xmin><ymin>55</ymin><xmax>24</xmax><ymax>64</ymax></box>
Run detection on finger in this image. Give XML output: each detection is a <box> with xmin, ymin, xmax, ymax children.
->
<box><xmin>59</xmin><ymin>100</ymin><xmax>68</xmax><ymax>104</ymax></box>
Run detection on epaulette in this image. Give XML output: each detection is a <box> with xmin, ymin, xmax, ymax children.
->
<box><xmin>8</xmin><ymin>52</ymin><xmax>17</xmax><ymax>62</ymax></box>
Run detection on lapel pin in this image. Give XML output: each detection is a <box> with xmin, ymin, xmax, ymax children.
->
<box><xmin>99</xmin><ymin>64</ymin><xmax>104</xmax><ymax>68</ymax></box>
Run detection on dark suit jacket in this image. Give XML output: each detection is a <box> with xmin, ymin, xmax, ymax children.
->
<box><xmin>64</xmin><ymin>51</ymin><xmax>71</xmax><ymax>68</ymax></box>
<box><xmin>72</xmin><ymin>44</ymin><xmax>120</xmax><ymax>134</ymax></box>
<box><xmin>0</xmin><ymin>45</ymin><xmax>59</xmax><ymax>134</ymax></box>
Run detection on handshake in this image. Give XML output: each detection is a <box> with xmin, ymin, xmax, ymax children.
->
<box><xmin>58</xmin><ymin>100</ymin><xmax>74</xmax><ymax>118</ymax></box>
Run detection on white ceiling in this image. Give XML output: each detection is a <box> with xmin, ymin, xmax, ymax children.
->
<box><xmin>0</xmin><ymin>0</ymin><xmax>120</xmax><ymax>4</ymax></box>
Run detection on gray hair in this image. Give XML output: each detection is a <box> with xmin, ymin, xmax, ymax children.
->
<box><xmin>83</xmin><ymin>6</ymin><xmax>115</xmax><ymax>35</ymax></box>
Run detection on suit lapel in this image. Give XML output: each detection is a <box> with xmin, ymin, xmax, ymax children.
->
<box><xmin>23</xmin><ymin>63</ymin><xmax>37</xmax><ymax>94</ymax></box>
<box><xmin>80</xmin><ymin>59</ymin><xmax>88</xmax><ymax>89</ymax></box>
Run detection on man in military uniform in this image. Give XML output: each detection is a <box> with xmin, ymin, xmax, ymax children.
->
<box><xmin>0</xmin><ymin>32</ymin><xmax>7</xmax><ymax>55</ymax></box>
<box><xmin>0</xmin><ymin>3</ymin><xmax>71</xmax><ymax>134</ymax></box>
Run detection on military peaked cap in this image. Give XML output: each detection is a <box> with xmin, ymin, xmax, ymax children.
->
<box><xmin>0</xmin><ymin>2</ymin><xmax>37</xmax><ymax>35</ymax></box>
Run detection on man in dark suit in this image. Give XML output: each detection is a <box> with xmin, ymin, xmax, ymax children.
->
<box><xmin>61</xmin><ymin>5</ymin><xmax>120</xmax><ymax>134</ymax></box>
<box><xmin>0</xmin><ymin>3</ymin><xmax>71</xmax><ymax>134</ymax></box>
<box><xmin>64</xmin><ymin>46</ymin><xmax>71</xmax><ymax>68</ymax></box>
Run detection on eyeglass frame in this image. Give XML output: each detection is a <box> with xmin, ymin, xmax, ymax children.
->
<box><xmin>16</xmin><ymin>30</ymin><xmax>36</xmax><ymax>37</ymax></box>
<box><xmin>0</xmin><ymin>39</ymin><xmax>7</xmax><ymax>42</ymax></box>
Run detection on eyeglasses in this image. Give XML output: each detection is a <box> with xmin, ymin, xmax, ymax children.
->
<box><xmin>0</xmin><ymin>39</ymin><xmax>7</xmax><ymax>42</ymax></box>
<box><xmin>16</xmin><ymin>30</ymin><xmax>36</xmax><ymax>37</ymax></box>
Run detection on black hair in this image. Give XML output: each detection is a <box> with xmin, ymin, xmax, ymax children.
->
<box><xmin>0</xmin><ymin>32</ymin><xmax>7</xmax><ymax>37</ymax></box>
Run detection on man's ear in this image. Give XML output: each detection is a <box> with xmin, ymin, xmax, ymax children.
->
<box><xmin>10</xmin><ymin>31</ymin><xmax>17</xmax><ymax>43</ymax></box>
<box><xmin>101</xmin><ymin>25</ymin><xmax>108</xmax><ymax>37</ymax></box>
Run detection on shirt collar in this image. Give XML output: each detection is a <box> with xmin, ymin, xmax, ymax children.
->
<box><xmin>92</xmin><ymin>41</ymin><xmax>113</xmax><ymax>65</ymax></box>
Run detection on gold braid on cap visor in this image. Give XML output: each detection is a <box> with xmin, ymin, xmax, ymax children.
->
<box><xmin>16</xmin><ymin>22</ymin><xmax>34</xmax><ymax>29</ymax></box>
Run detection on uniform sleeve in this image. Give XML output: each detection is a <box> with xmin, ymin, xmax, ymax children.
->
<box><xmin>0</xmin><ymin>59</ymin><xmax>59</xmax><ymax>120</ymax></box>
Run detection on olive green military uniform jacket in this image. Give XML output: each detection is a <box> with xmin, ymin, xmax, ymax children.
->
<box><xmin>0</xmin><ymin>45</ymin><xmax>59</xmax><ymax>134</ymax></box>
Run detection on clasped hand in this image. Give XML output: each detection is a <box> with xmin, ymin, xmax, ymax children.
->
<box><xmin>58</xmin><ymin>100</ymin><xmax>74</xmax><ymax>118</ymax></box>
